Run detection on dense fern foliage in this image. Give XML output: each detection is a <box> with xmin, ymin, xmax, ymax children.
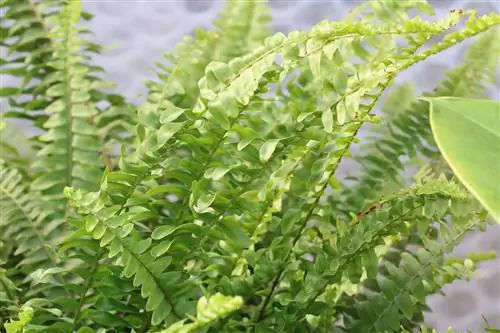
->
<box><xmin>1</xmin><ymin>0</ymin><xmax>499</xmax><ymax>332</ymax></box>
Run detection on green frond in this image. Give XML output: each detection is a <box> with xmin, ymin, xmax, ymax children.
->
<box><xmin>330</xmin><ymin>246</ymin><xmax>494</xmax><ymax>333</ymax></box>
<box><xmin>29</xmin><ymin>0</ymin><xmax>104</xmax><ymax>212</ymax></box>
<box><xmin>32</xmin><ymin>245</ymin><xmax>149</xmax><ymax>332</ymax></box>
<box><xmin>92</xmin><ymin>95</ymin><xmax>138</xmax><ymax>172</ymax></box>
<box><xmin>0</xmin><ymin>0</ymin><xmax>59</xmax><ymax>128</ymax></box>
<box><xmin>1</xmin><ymin>0</ymin><xmax>135</xmax><ymax>175</ymax></box>
<box><xmin>212</xmin><ymin>0</ymin><xmax>271</xmax><ymax>62</ymax></box>
<box><xmin>347</xmin><ymin>0</ymin><xmax>435</xmax><ymax>23</ymax></box>
<box><xmin>0</xmin><ymin>161</ymin><xmax>62</xmax><ymax>272</ymax></box>
<box><xmin>338</xmin><ymin>217</ymin><xmax>487</xmax><ymax>332</ymax></box>
<box><xmin>237</xmin><ymin>177</ymin><xmax>481</xmax><ymax>329</ymax></box>
<box><xmin>334</xmin><ymin>196</ymin><xmax>489</xmax><ymax>333</ymax></box>
<box><xmin>436</xmin><ymin>26</ymin><xmax>500</xmax><ymax>98</ymax></box>
<box><xmin>65</xmin><ymin>183</ymin><xmax>197</xmax><ymax>327</ymax></box>
<box><xmin>0</xmin><ymin>161</ymin><xmax>74</xmax><ymax>325</ymax></box>
<box><xmin>1</xmin><ymin>5</ymin><xmax>128</xmax><ymax>318</ymax></box>
<box><xmin>144</xmin><ymin>0</ymin><xmax>270</xmax><ymax>116</ymax></box>
<box><xmin>183</xmin><ymin>11</ymin><xmax>472</xmax><ymax>217</ymax></box>
<box><xmin>144</xmin><ymin>28</ymin><xmax>219</xmax><ymax>122</ymax></box>
<box><xmin>403</xmin><ymin>326</ymin><xmax>496</xmax><ymax>333</ymax></box>
<box><xmin>0</xmin><ymin>122</ymin><xmax>35</xmax><ymax>178</ymax></box>
<box><xmin>138</xmin><ymin>0</ymin><xmax>271</xmax><ymax>169</ymax></box>
<box><xmin>234</xmin><ymin>12</ymin><xmax>498</xmax><ymax>324</ymax></box>
<box><xmin>332</xmin><ymin>24</ymin><xmax>500</xmax><ymax>217</ymax></box>
<box><xmin>0</xmin><ymin>0</ymin><xmax>100</xmax><ymax>131</ymax></box>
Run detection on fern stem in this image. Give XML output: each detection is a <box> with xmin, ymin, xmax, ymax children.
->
<box><xmin>257</xmin><ymin>58</ymin><xmax>394</xmax><ymax>323</ymax></box>
<box><xmin>255</xmin><ymin>64</ymin><xmax>398</xmax><ymax>322</ymax></box>
<box><xmin>121</xmin><ymin>241</ymin><xmax>181</xmax><ymax>319</ymax></box>
<box><xmin>63</xmin><ymin>48</ymin><xmax>74</xmax><ymax>189</ymax></box>
<box><xmin>255</xmin><ymin>77</ymin><xmax>394</xmax><ymax>319</ymax></box>
<box><xmin>27</xmin><ymin>0</ymin><xmax>50</xmax><ymax>38</ymax></box>
<box><xmin>254</xmin><ymin>165</ymin><xmax>332</xmax><ymax>321</ymax></box>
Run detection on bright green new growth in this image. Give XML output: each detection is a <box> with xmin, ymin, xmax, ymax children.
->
<box><xmin>3</xmin><ymin>307</ymin><xmax>33</xmax><ymax>333</ymax></box>
<box><xmin>425</xmin><ymin>97</ymin><xmax>500</xmax><ymax>222</ymax></box>
<box><xmin>158</xmin><ymin>293</ymin><xmax>243</xmax><ymax>333</ymax></box>
<box><xmin>1</xmin><ymin>0</ymin><xmax>499</xmax><ymax>332</ymax></box>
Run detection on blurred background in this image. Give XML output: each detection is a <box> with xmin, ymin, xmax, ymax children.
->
<box><xmin>3</xmin><ymin>0</ymin><xmax>500</xmax><ymax>331</ymax></box>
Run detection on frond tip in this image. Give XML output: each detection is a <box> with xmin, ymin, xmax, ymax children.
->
<box><xmin>3</xmin><ymin>306</ymin><xmax>34</xmax><ymax>333</ymax></box>
<box><xmin>159</xmin><ymin>293</ymin><xmax>244</xmax><ymax>333</ymax></box>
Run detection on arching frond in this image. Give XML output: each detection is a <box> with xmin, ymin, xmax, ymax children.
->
<box><xmin>337</xmin><ymin>198</ymin><xmax>490</xmax><ymax>332</ymax></box>
<box><xmin>212</xmin><ymin>0</ymin><xmax>271</xmax><ymax>62</ymax></box>
<box><xmin>330</xmin><ymin>26</ymin><xmax>500</xmax><ymax>218</ymax></box>
<box><xmin>0</xmin><ymin>160</ymin><xmax>62</xmax><ymax>272</ymax></box>
<box><xmin>29</xmin><ymin>0</ymin><xmax>103</xmax><ymax>212</ymax></box>
<box><xmin>0</xmin><ymin>0</ymin><xmax>99</xmax><ymax>133</ymax></box>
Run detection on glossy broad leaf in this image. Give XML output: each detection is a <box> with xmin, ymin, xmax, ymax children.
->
<box><xmin>425</xmin><ymin>97</ymin><xmax>500</xmax><ymax>222</ymax></box>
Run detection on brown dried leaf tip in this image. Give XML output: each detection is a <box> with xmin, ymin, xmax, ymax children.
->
<box><xmin>450</xmin><ymin>9</ymin><xmax>464</xmax><ymax>15</ymax></box>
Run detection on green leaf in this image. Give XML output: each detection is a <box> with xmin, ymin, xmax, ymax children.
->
<box><xmin>362</xmin><ymin>249</ymin><xmax>379</xmax><ymax>279</ymax></box>
<box><xmin>336</xmin><ymin>100</ymin><xmax>346</xmax><ymax>125</ymax></box>
<box><xmin>322</xmin><ymin>107</ymin><xmax>334</xmax><ymax>133</ymax></box>
<box><xmin>0</xmin><ymin>87</ymin><xmax>20</xmax><ymax>97</ymax></box>
<box><xmin>259</xmin><ymin>139</ymin><xmax>280</xmax><ymax>163</ymax></box>
<box><xmin>204</xmin><ymin>166</ymin><xmax>234</xmax><ymax>181</ymax></box>
<box><xmin>308</xmin><ymin>52</ymin><xmax>322</xmax><ymax>78</ymax></box>
<box><xmin>152</xmin><ymin>225</ymin><xmax>177</xmax><ymax>240</ymax></box>
<box><xmin>214</xmin><ymin>218</ymin><xmax>251</xmax><ymax>249</ymax></box>
<box><xmin>151</xmin><ymin>241</ymin><xmax>174</xmax><ymax>258</ymax></box>
<box><xmin>208</xmin><ymin>106</ymin><xmax>231</xmax><ymax>130</ymax></box>
<box><xmin>193</xmin><ymin>192</ymin><xmax>216</xmax><ymax>213</ymax></box>
<box><xmin>425</xmin><ymin>97</ymin><xmax>500</xmax><ymax>222</ymax></box>
<box><xmin>46</xmin><ymin>83</ymin><xmax>65</xmax><ymax>97</ymax></box>
<box><xmin>486</xmin><ymin>328</ymin><xmax>500</xmax><ymax>333</ymax></box>
<box><xmin>395</xmin><ymin>291</ymin><xmax>414</xmax><ymax>319</ymax></box>
<box><xmin>157</xmin><ymin>122</ymin><xmax>185</xmax><ymax>147</ymax></box>
<box><xmin>159</xmin><ymin>103</ymin><xmax>186</xmax><ymax>124</ymax></box>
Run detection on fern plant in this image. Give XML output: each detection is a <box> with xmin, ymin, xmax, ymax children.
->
<box><xmin>1</xmin><ymin>0</ymin><xmax>499</xmax><ymax>332</ymax></box>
